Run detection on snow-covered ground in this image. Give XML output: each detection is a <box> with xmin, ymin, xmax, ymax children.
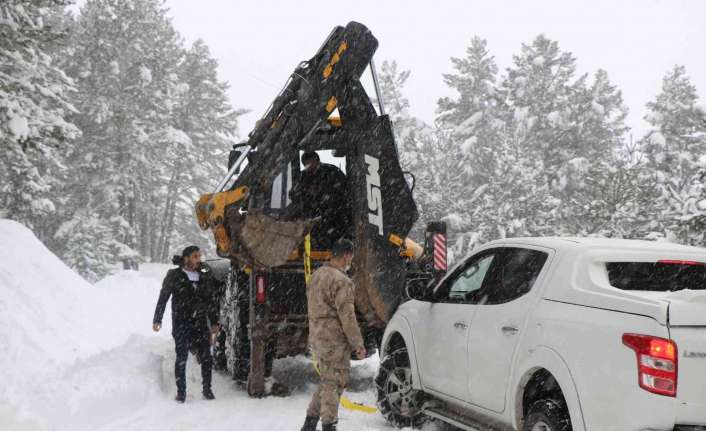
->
<box><xmin>0</xmin><ymin>219</ymin><xmax>434</xmax><ymax>431</ymax></box>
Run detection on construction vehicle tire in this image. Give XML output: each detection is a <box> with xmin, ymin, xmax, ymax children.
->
<box><xmin>223</xmin><ymin>267</ymin><xmax>250</xmax><ymax>383</ymax></box>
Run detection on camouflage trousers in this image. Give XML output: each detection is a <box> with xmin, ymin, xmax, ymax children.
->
<box><xmin>307</xmin><ymin>347</ymin><xmax>350</xmax><ymax>425</ymax></box>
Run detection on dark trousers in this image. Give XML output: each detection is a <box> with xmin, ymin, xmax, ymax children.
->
<box><xmin>173</xmin><ymin>322</ymin><xmax>212</xmax><ymax>393</ymax></box>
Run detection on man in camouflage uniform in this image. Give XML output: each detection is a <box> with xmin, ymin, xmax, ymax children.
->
<box><xmin>300</xmin><ymin>239</ymin><xmax>366</xmax><ymax>431</ymax></box>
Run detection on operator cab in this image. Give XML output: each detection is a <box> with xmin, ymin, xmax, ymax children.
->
<box><xmin>255</xmin><ymin>149</ymin><xmax>352</xmax><ymax>252</ymax></box>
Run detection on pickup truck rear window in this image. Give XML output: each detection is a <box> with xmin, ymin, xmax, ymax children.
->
<box><xmin>607</xmin><ymin>262</ymin><xmax>706</xmax><ymax>291</ymax></box>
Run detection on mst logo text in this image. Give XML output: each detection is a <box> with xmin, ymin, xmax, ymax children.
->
<box><xmin>364</xmin><ymin>154</ymin><xmax>384</xmax><ymax>235</ymax></box>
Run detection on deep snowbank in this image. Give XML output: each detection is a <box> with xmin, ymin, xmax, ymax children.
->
<box><xmin>0</xmin><ymin>219</ymin><xmax>171</xmax><ymax>429</ymax></box>
<box><xmin>0</xmin><ymin>219</ymin><xmax>415</xmax><ymax>431</ymax></box>
<box><xmin>0</xmin><ymin>219</ymin><xmax>101</xmax><ymax>365</ymax></box>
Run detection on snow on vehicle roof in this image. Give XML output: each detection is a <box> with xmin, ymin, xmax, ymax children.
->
<box><xmin>485</xmin><ymin>236</ymin><xmax>706</xmax><ymax>254</ymax></box>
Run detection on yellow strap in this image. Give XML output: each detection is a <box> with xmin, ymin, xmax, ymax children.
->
<box><xmin>340</xmin><ymin>396</ymin><xmax>378</xmax><ymax>414</ymax></box>
<box><xmin>304</xmin><ymin>234</ymin><xmax>312</xmax><ymax>286</ymax></box>
<box><xmin>311</xmin><ymin>352</ymin><xmax>378</xmax><ymax>414</ymax></box>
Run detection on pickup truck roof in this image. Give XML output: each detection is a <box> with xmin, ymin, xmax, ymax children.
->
<box><xmin>477</xmin><ymin>236</ymin><xmax>706</xmax><ymax>326</ymax></box>
<box><xmin>485</xmin><ymin>236</ymin><xmax>706</xmax><ymax>254</ymax></box>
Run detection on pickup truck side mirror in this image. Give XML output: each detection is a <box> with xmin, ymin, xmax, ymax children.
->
<box><xmin>406</xmin><ymin>277</ymin><xmax>435</xmax><ymax>301</ymax></box>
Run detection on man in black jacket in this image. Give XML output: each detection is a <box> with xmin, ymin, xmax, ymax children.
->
<box><xmin>290</xmin><ymin>151</ymin><xmax>352</xmax><ymax>249</ymax></box>
<box><xmin>153</xmin><ymin>245</ymin><xmax>220</xmax><ymax>403</ymax></box>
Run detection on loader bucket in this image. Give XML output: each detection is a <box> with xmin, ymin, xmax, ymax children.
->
<box><xmin>226</xmin><ymin>208</ymin><xmax>317</xmax><ymax>268</ymax></box>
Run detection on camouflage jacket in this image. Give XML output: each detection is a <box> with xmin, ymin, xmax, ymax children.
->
<box><xmin>307</xmin><ymin>264</ymin><xmax>364</xmax><ymax>354</ymax></box>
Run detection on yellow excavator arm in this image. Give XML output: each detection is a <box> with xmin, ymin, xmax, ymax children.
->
<box><xmin>195</xmin><ymin>186</ymin><xmax>250</xmax><ymax>256</ymax></box>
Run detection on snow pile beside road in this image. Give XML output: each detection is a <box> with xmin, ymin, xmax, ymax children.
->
<box><xmin>0</xmin><ymin>220</ymin><xmax>102</xmax><ymax>386</ymax></box>
<box><xmin>0</xmin><ymin>219</ymin><xmax>169</xmax><ymax>429</ymax></box>
<box><xmin>0</xmin><ymin>219</ymin><xmax>416</xmax><ymax>431</ymax></box>
<box><xmin>12</xmin><ymin>335</ymin><xmax>167</xmax><ymax>430</ymax></box>
<box><xmin>95</xmin><ymin>262</ymin><xmax>174</xmax><ymax>335</ymax></box>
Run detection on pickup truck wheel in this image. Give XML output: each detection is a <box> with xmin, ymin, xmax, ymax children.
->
<box><xmin>523</xmin><ymin>400</ymin><xmax>571</xmax><ymax>431</ymax></box>
<box><xmin>375</xmin><ymin>347</ymin><xmax>426</xmax><ymax>428</ymax></box>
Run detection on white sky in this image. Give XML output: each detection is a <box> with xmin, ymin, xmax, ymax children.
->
<box><xmin>81</xmin><ymin>0</ymin><xmax>706</xmax><ymax>139</ymax></box>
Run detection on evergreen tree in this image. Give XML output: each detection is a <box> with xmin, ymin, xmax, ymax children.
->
<box><xmin>436</xmin><ymin>35</ymin><xmax>632</xmax><ymax>254</ymax></box>
<box><xmin>495</xmin><ymin>36</ymin><xmax>630</xmax><ymax>236</ymax></box>
<box><xmin>502</xmin><ymin>35</ymin><xmax>584</xmax><ymax>173</ymax></box>
<box><xmin>640</xmin><ymin>66</ymin><xmax>706</xmax><ymax>245</ymax></box>
<box><xmin>162</xmin><ymin>39</ymin><xmax>242</xmax><ymax>261</ymax></box>
<box><xmin>54</xmin><ymin>4</ymin><xmax>241</xmax><ymax>277</ymax></box>
<box><xmin>434</xmin><ymin>37</ymin><xmax>511</xmax><ymax>256</ymax></box>
<box><xmin>0</xmin><ymin>0</ymin><xmax>79</xmax><ymax>237</ymax></box>
<box><xmin>379</xmin><ymin>60</ymin><xmax>411</xmax><ymax>126</ymax></box>
<box><xmin>53</xmin><ymin>210</ymin><xmax>117</xmax><ymax>282</ymax></box>
<box><xmin>61</xmin><ymin>0</ymin><xmax>185</xmax><ymax>270</ymax></box>
<box><xmin>377</xmin><ymin>60</ymin><xmax>431</xmax><ymax>177</ymax></box>
<box><xmin>437</xmin><ymin>36</ymin><xmax>504</xmax><ymax>188</ymax></box>
<box><xmin>548</xmin><ymin>69</ymin><xmax>632</xmax><ymax>235</ymax></box>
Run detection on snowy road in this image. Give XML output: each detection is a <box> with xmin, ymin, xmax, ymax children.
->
<box><xmin>0</xmin><ymin>220</ymin><xmax>436</xmax><ymax>431</ymax></box>
<box><xmin>88</xmin><ymin>270</ymin><xmax>402</xmax><ymax>431</ymax></box>
<box><xmin>42</xmin><ymin>334</ymin><xmax>395</xmax><ymax>431</ymax></box>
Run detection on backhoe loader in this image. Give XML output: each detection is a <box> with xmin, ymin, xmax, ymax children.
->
<box><xmin>195</xmin><ymin>21</ymin><xmax>448</xmax><ymax>397</ymax></box>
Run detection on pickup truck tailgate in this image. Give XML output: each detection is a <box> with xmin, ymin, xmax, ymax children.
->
<box><xmin>667</xmin><ymin>290</ymin><xmax>706</xmax><ymax>425</ymax></box>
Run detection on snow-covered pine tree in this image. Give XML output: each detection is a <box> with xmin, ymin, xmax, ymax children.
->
<box><xmin>435</xmin><ymin>37</ymin><xmax>509</xmax><ymax>256</ymax></box>
<box><xmin>378</xmin><ymin>60</ymin><xmax>411</xmax><ymax>125</ymax></box>
<box><xmin>437</xmin><ymin>37</ymin><xmax>504</xmax><ymax>187</ymax></box>
<box><xmin>0</xmin><ymin>0</ymin><xmax>79</xmax><ymax>238</ymax></box>
<box><xmin>498</xmin><ymin>36</ymin><xmax>636</xmax><ymax>239</ymax></box>
<box><xmin>61</xmin><ymin>0</ymin><xmax>184</xmax><ymax>270</ymax></box>
<box><xmin>378</xmin><ymin>60</ymin><xmax>430</xmax><ymax>157</ymax></box>
<box><xmin>53</xmin><ymin>210</ymin><xmax>117</xmax><ymax>282</ymax></box>
<box><xmin>468</xmin><ymin>132</ymin><xmax>554</xmax><ymax>243</ymax></box>
<box><xmin>412</xmin><ymin>128</ymin><xmax>462</xmax><ymax>232</ymax></box>
<box><xmin>548</xmin><ymin>69</ymin><xmax>633</xmax><ymax>236</ymax></box>
<box><xmin>433</xmin><ymin>35</ymin><xmax>635</xmax><ymax>253</ymax></box>
<box><xmin>501</xmin><ymin>35</ymin><xmax>585</xmax><ymax>174</ymax></box>
<box><xmin>640</xmin><ymin>65</ymin><xmax>706</xmax><ymax>245</ymax></box>
<box><xmin>157</xmin><ymin>38</ymin><xmax>243</xmax><ymax>261</ymax></box>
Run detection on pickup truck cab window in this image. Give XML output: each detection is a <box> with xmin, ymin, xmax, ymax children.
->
<box><xmin>477</xmin><ymin>247</ymin><xmax>548</xmax><ymax>305</ymax></box>
<box><xmin>434</xmin><ymin>249</ymin><xmax>500</xmax><ymax>303</ymax></box>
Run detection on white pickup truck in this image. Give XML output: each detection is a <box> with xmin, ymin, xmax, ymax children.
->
<box><xmin>375</xmin><ymin>237</ymin><xmax>706</xmax><ymax>431</ymax></box>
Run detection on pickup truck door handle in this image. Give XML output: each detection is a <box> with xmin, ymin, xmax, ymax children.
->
<box><xmin>501</xmin><ymin>325</ymin><xmax>519</xmax><ymax>335</ymax></box>
<box><xmin>454</xmin><ymin>322</ymin><xmax>468</xmax><ymax>330</ymax></box>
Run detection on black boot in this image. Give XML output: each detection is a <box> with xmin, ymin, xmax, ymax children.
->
<box><xmin>300</xmin><ymin>416</ymin><xmax>319</xmax><ymax>431</ymax></box>
<box><xmin>175</xmin><ymin>390</ymin><xmax>186</xmax><ymax>403</ymax></box>
<box><xmin>322</xmin><ymin>422</ymin><xmax>337</xmax><ymax>431</ymax></box>
<box><xmin>203</xmin><ymin>387</ymin><xmax>215</xmax><ymax>400</ymax></box>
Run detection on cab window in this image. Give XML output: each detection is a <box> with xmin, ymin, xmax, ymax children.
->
<box><xmin>435</xmin><ymin>250</ymin><xmax>499</xmax><ymax>303</ymax></box>
<box><xmin>477</xmin><ymin>248</ymin><xmax>548</xmax><ymax>305</ymax></box>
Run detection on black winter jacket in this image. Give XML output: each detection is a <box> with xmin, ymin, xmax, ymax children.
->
<box><xmin>153</xmin><ymin>263</ymin><xmax>221</xmax><ymax>332</ymax></box>
<box><xmin>290</xmin><ymin>163</ymin><xmax>352</xmax><ymax>247</ymax></box>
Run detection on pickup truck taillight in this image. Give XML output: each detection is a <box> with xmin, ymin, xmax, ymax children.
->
<box><xmin>255</xmin><ymin>274</ymin><xmax>267</xmax><ymax>304</ymax></box>
<box><xmin>622</xmin><ymin>333</ymin><xmax>678</xmax><ymax>397</ymax></box>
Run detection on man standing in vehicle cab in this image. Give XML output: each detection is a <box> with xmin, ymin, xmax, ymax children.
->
<box><xmin>153</xmin><ymin>245</ymin><xmax>220</xmax><ymax>403</ymax></box>
<box><xmin>300</xmin><ymin>239</ymin><xmax>366</xmax><ymax>431</ymax></box>
<box><xmin>291</xmin><ymin>151</ymin><xmax>352</xmax><ymax>249</ymax></box>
